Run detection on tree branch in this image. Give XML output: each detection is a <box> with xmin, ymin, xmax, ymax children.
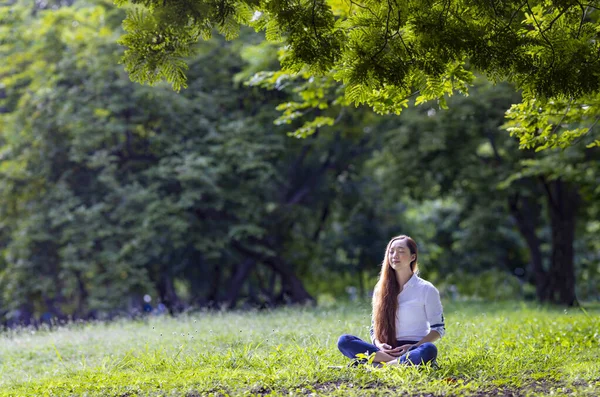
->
<box><xmin>311</xmin><ymin>0</ymin><xmax>320</xmax><ymax>40</ymax></box>
<box><xmin>542</xmin><ymin>7</ymin><xmax>568</xmax><ymax>33</ymax></box>
<box><xmin>347</xmin><ymin>0</ymin><xmax>378</xmax><ymax>18</ymax></box>
<box><xmin>370</xmin><ymin>0</ymin><xmax>393</xmax><ymax>62</ymax></box>
<box><xmin>526</xmin><ymin>1</ymin><xmax>556</xmax><ymax>69</ymax></box>
<box><xmin>549</xmin><ymin>97</ymin><xmax>574</xmax><ymax>138</ymax></box>
<box><xmin>575</xmin><ymin>2</ymin><xmax>590</xmax><ymax>39</ymax></box>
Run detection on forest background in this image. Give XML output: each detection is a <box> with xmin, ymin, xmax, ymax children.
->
<box><xmin>1</xmin><ymin>0</ymin><xmax>599</xmax><ymax>327</ymax></box>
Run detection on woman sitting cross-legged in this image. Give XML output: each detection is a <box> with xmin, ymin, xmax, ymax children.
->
<box><xmin>337</xmin><ymin>235</ymin><xmax>445</xmax><ymax>366</ymax></box>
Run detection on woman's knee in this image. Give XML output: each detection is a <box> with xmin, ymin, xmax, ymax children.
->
<box><xmin>337</xmin><ymin>334</ymin><xmax>355</xmax><ymax>350</ymax></box>
<box><xmin>418</xmin><ymin>342</ymin><xmax>438</xmax><ymax>360</ymax></box>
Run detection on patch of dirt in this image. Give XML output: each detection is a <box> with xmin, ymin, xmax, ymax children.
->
<box><xmin>186</xmin><ymin>390</ymin><xmax>227</xmax><ymax>397</ymax></box>
<box><xmin>181</xmin><ymin>378</ymin><xmax>597</xmax><ymax>397</ymax></box>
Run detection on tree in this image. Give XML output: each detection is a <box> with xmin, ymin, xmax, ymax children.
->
<box><xmin>506</xmin><ymin>94</ymin><xmax>600</xmax><ymax>150</ymax></box>
<box><xmin>2</xmin><ymin>1</ymin><xmax>597</xmax><ymax>324</ymax></box>
<box><xmin>1</xmin><ymin>0</ymin><xmax>315</xmax><ymax>319</ymax></box>
<box><xmin>114</xmin><ymin>0</ymin><xmax>600</xmax><ymax>149</ymax></box>
<box><xmin>369</xmin><ymin>78</ymin><xmax>599</xmax><ymax>305</ymax></box>
<box><xmin>0</xmin><ymin>0</ymin><xmax>396</xmax><ymax>320</ymax></box>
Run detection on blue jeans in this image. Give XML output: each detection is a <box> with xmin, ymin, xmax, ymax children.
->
<box><xmin>337</xmin><ymin>334</ymin><xmax>437</xmax><ymax>365</ymax></box>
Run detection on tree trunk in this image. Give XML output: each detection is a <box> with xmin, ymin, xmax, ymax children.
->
<box><xmin>157</xmin><ymin>272</ymin><xmax>182</xmax><ymax>315</ymax></box>
<box><xmin>205</xmin><ymin>263</ymin><xmax>222</xmax><ymax>307</ymax></box>
<box><xmin>543</xmin><ymin>179</ymin><xmax>579</xmax><ymax>306</ymax></box>
<box><xmin>225</xmin><ymin>259</ymin><xmax>255</xmax><ymax>309</ymax></box>
<box><xmin>232</xmin><ymin>240</ymin><xmax>315</xmax><ymax>306</ymax></box>
<box><xmin>73</xmin><ymin>270</ymin><xmax>89</xmax><ymax>319</ymax></box>
<box><xmin>268</xmin><ymin>270</ymin><xmax>278</xmax><ymax>304</ymax></box>
<box><xmin>264</xmin><ymin>257</ymin><xmax>315</xmax><ymax>305</ymax></box>
<box><xmin>508</xmin><ymin>192</ymin><xmax>547</xmax><ymax>301</ymax></box>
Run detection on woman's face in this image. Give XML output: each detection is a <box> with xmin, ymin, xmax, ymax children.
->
<box><xmin>388</xmin><ymin>238</ymin><xmax>415</xmax><ymax>271</ymax></box>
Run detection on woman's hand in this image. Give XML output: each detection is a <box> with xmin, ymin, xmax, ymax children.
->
<box><xmin>375</xmin><ymin>341</ymin><xmax>391</xmax><ymax>350</ymax></box>
<box><xmin>396</xmin><ymin>344</ymin><xmax>416</xmax><ymax>355</ymax></box>
<box><xmin>375</xmin><ymin>341</ymin><xmax>406</xmax><ymax>357</ymax></box>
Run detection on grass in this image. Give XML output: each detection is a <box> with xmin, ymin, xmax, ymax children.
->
<box><xmin>0</xmin><ymin>301</ymin><xmax>599</xmax><ymax>396</ymax></box>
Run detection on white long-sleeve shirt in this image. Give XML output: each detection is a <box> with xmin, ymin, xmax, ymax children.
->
<box><xmin>370</xmin><ymin>274</ymin><xmax>445</xmax><ymax>342</ymax></box>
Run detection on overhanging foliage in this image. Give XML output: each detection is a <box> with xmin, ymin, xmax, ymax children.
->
<box><xmin>114</xmin><ymin>0</ymin><xmax>600</xmax><ymax>148</ymax></box>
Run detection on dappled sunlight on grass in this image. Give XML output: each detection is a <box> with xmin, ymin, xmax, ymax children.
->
<box><xmin>0</xmin><ymin>302</ymin><xmax>598</xmax><ymax>396</ymax></box>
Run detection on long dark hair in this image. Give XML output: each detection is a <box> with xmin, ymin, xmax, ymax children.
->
<box><xmin>372</xmin><ymin>235</ymin><xmax>418</xmax><ymax>347</ymax></box>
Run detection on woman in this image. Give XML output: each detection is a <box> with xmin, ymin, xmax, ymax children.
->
<box><xmin>337</xmin><ymin>235</ymin><xmax>445</xmax><ymax>366</ymax></box>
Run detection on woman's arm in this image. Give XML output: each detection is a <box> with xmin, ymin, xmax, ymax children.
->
<box><xmin>396</xmin><ymin>330</ymin><xmax>441</xmax><ymax>354</ymax></box>
<box><xmin>415</xmin><ymin>329</ymin><xmax>442</xmax><ymax>346</ymax></box>
<box><xmin>398</xmin><ymin>329</ymin><xmax>441</xmax><ymax>356</ymax></box>
<box><xmin>396</xmin><ymin>285</ymin><xmax>445</xmax><ymax>355</ymax></box>
<box><xmin>370</xmin><ymin>321</ymin><xmax>406</xmax><ymax>357</ymax></box>
<box><xmin>370</xmin><ymin>323</ymin><xmax>391</xmax><ymax>349</ymax></box>
<box><xmin>424</xmin><ymin>285</ymin><xmax>445</xmax><ymax>337</ymax></box>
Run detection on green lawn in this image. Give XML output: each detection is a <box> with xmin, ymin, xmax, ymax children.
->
<box><xmin>1</xmin><ymin>301</ymin><xmax>599</xmax><ymax>396</ymax></box>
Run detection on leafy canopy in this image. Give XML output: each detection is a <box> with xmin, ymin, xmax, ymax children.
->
<box><xmin>114</xmin><ymin>0</ymin><xmax>600</xmax><ymax>149</ymax></box>
<box><xmin>115</xmin><ymin>0</ymin><xmax>600</xmax><ymax>97</ymax></box>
